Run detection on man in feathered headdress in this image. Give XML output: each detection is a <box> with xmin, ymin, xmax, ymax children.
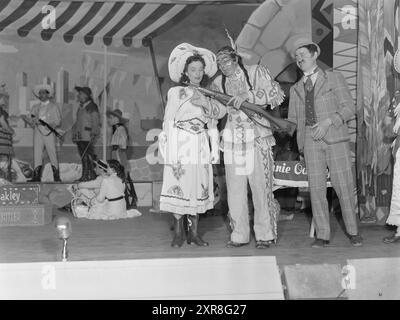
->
<box><xmin>211</xmin><ymin>31</ymin><xmax>285</xmax><ymax>249</ymax></box>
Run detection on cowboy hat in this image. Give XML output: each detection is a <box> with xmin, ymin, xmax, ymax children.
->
<box><xmin>33</xmin><ymin>84</ymin><xmax>54</xmax><ymax>97</ymax></box>
<box><xmin>290</xmin><ymin>38</ymin><xmax>321</xmax><ymax>59</ymax></box>
<box><xmin>394</xmin><ymin>48</ymin><xmax>400</xmax><ymax>73</ymax></box>
<box><xmin>106</xmin><ymin>108</ymin><xmax>129</xmax><ymax>123</ymax></box>
<box><xmin>74</xmin><ymin>86</ymin><xmax>92</xmax><ymax>98</ymax></box>
<box><xmin>168</xmin><ymin>43</ymin><xmax>217</xmax><ymax>83</ymax></box>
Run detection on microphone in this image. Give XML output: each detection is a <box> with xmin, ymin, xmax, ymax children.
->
<box><xmin>55</xmin><ymin>216</ymin><xmax>71</xmax><ymax>262</ymax></box>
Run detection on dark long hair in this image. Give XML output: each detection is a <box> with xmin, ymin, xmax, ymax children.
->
<box><xmin>179</xmin><ymin>54</ymin><xmax>210</xmax><ymax>88</ymax></box>
<box><xmin>107</xmin><ymin>159</ymin><xmax>125</xmax><ymax>182</ymax></box>
<box><xmin>217</xmin><ymin>46</ymin><xmax>253</xmax><ymax>94</ymax></box>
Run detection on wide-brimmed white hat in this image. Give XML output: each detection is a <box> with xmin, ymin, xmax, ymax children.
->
<box><xmin>168</xmin><ymin>43</ymin><xmax>217</xmax><ymax>83</ymax></box>
<box><xmin>33</xmin><ymin>84</ymin><xmax>54</xmax><ymax>97</ymax></box>
<box><xmin>394</xmin><ymin>49</ymin><xmax>400</xmax><ymax>73</ymax></box>
<box><xmin>290</xmin><ymin>38</ymin><xmax>321</xmax><ymax>59</ymax></box>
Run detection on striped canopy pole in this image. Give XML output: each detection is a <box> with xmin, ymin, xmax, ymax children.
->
<box><xmin>103</xmin><ymin>44</ymin><xmax>108</xmax><ymax>161</ymax></box>
<box><xmin>143</xmin><ymin>37</ymin><xmax>165</xmax><ymax>114</ymax></box>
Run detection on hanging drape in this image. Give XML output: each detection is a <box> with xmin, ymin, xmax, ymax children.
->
<box><xmin>356</xmin><ymin>0</ymin><xmax>400</xmax><ymax>224</ymax></box>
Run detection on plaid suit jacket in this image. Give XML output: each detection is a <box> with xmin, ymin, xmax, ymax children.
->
<box><xmin>288</xmin><ymin>70</ymin><xmax>355</xmax><ymax>152</ymax></box>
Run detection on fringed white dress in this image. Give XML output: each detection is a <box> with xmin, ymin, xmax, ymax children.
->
<box><xmin>159</xmin><ymin>86</ymin><xmax>223</xmax><ymax>216</ymax></box>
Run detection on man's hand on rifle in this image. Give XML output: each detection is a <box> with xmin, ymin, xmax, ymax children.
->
<box><xmin>227</xmin><ymin>92</ymin><xmax>249</xmax><ymax>110</ymax></box>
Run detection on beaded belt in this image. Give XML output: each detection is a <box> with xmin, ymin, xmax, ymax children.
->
<box><xmin>175</xmin><ymin>118</ymin><xmax>206</xmax><ymax>134</ymax></box>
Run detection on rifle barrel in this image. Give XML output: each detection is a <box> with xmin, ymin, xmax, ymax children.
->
<box><xmin>196</xmin><ymin>87</ymin><xmax>296</xmax><ymax>136</ymax></box>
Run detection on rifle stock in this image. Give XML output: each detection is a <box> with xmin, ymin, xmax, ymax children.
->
<box><xmin>196</xmin><ymin>86</ymin><xmax>297</xmax><ymax>136</ymax></box>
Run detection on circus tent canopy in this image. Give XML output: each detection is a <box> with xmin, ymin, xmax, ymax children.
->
<box><xmin>0</xmin><ymin>0</ymin><xmax>259</xmax><ymax>48</ymax></box>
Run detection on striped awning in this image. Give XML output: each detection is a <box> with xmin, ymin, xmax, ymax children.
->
<box><xmin>0</xmin><ymin>0</ymin><xmax>201</xmax><ymax>48</ymax></box>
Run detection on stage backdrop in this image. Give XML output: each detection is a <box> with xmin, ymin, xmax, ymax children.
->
<box><xmin>357</xmin><ymin>0</ymin><xmax>399</xmax><ymax>224</ymax></box>
<box><xmin>0</xmin><ymin>0</ymin><xmax>258</xmax><ymax>181</ymax></box>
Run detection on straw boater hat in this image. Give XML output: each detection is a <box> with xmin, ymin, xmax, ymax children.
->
<box><xmin>290</xmin><ymin>38</ymin><xmax>321</xmax><ymax>59</ymax></box>
<box><xmin>168</xmin><ymin>43</ymin><xmax>218</xmax><ymax>83</ymax></box>
<box><xmin>33</xmin><ymin>84</ymin><xmax>54</xmax><ymax>97</ymax></box>
<box><xmin>394</xmin><ymin>49</ymin><xmax>400</xmax><ymax>73</ymax></box>
<box><xmin>106</xmin><ymin>108</ymin><xmax>128</xmax><ymax>123</ymax></box>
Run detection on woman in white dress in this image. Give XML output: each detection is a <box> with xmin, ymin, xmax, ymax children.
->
<box><xmin>159</xmin><ymin>43</ymin><xmax>225</xmax><ymax>248</ymax></box>
<box><xmin>383</xmin><ymin>90</ymin><xmax>400</xmax><ymax>243</ymax></box>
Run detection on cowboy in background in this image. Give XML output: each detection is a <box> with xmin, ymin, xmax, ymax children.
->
<box><xmin>106</xmin><ymin>108</ymin><xmax>137</xmax><ymax>209</ymax></box>
<box><xmin>72</xmin><ymin>86</ymin><xmax>100</xmax><ymax>182</ymax></box>
<box><xmin>29</xmin><ymin>84</ymin><xmax>61</xmax><ymax>182</ymax></box>
<box><xmin>106</xmin><ymin>109</ymin><xmax>129</xmax><ymax>171</ymax></box>
<box><xmin>288</xmin><ymin>38</ymin><xmax>362</xmax><ymax>248</ymax></box>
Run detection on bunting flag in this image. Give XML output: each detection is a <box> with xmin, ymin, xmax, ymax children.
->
<box><xmin>97</xmin><ymin>82</ymin><xmax>111</xmax><ymax>106</ymax></box>
<box><xmin>132</xmin><ymin>74</ymin><xmax>141</xmax><ymax>87</ymax></box>
<box><xmin>85</xmin><ymin>54</ymin><xmax>93</xmax><ymax>72</ymax></box>
<box><xmin>145</xmin><ymin>76</ymin><xmax>153</xmax><ymax>94</ymax></box>
<box><xmin>109</xmin><ymin>67</ymin><xmax>118</xmax><ymax>86</ymax></box>
<box><xmin>81</xmin><ymin>53</ymin><xmax>87</xmax><ymax>71</ymax></box>
<box><xmin>111</xmin><ymin>71</ymin><xmax>119</xmax><ymax>86</ymax></box>
<box><xmin>93</xmin><ymin>59</ymin><xmax>100</xmax><ymax>75</ymax></box>
<box><xmin>119</xmin><ymin>71</ymin><xmax>128</xmax><ymax>87</ymax></box>
<box><xmin>98</xmin><ymin>63</ymin><xmax>105</xmax><ymax>78</ymax></box>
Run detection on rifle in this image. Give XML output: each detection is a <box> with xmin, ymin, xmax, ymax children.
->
<box><xmin>21</xmin><ymin>114</ymin><xmax>63</xmax><ymax>140</ymax></box>
<box><xmin>193</xmin><ymin>86</ymin><xmax>297</xmax><ymax>136</ymax></box>
<box><xmin>37</xmin><ymin>118</ymin><xmax>63</xmax><ymax>139</ymax></box>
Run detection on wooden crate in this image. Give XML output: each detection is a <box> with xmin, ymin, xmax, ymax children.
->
<box><xmin>0</xmin><ymin>185</ymin><xmax>40</xmax><ymax>206</ymax></box>
<box><xmin>0</xmin><ymin>204</ymin><xmax>53</xmax><ymax>227</ymax></box>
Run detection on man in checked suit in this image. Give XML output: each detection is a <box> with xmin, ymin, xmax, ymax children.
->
<box><xmin>288</xmin><ymin>38</ymin><xmax>363</xmax><ymax>248</ymax></box>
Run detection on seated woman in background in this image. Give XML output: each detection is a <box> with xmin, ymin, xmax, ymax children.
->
<box><xmin>73</xmin><ymin>159</ymin><xmax>140</xmax><ymax>220</ymax></box>
<box><xmin>93</xmin><ymin>159</ymin><xmax>126</xmax><ymax>220</ymax></box>
<box><xmin>0</xmin><ymin>104</ymin><xmax>14</xmax><ymax>181</ymax></box>
<box><xmin>73</xmin><ymin>159</ymin><xmax>109</xmax><ymax>205</ymax></box>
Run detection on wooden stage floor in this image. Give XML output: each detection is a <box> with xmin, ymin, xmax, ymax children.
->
<box><xmin>0</xmin><ymin>208</ymin><xmax>399</xmax><ymax>266</ymax></box>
